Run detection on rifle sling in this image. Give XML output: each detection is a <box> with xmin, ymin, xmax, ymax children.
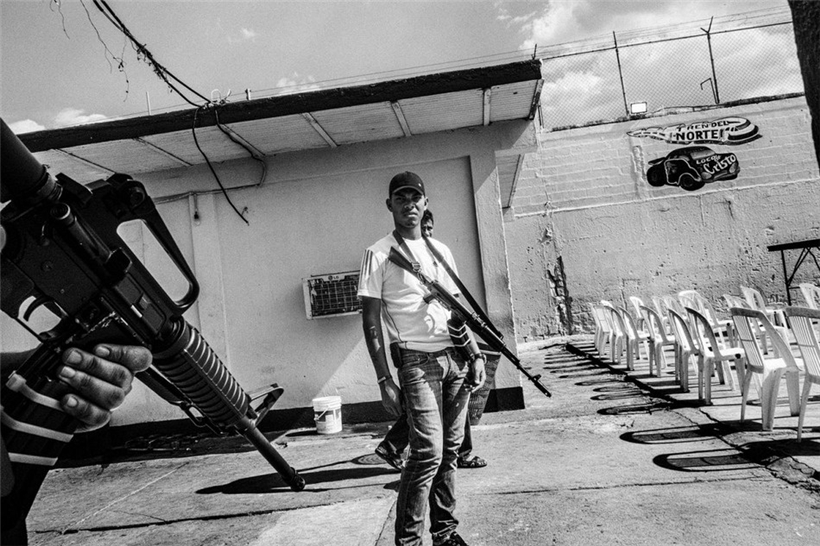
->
<box><xmin>391</xmin><ymin>230</ymin><xmax>503</xmax><ymax>339</ymax></box>
<box><xmin>420</xmin><ymin>235</ymin><xmax>503</xmax><ymax>339</ymax></box>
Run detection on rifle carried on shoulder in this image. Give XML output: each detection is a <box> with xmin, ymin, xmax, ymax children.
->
<box><xmin>0</xmin><ymin>119</ymin><xmax>305</xmax><ymax>539</ymax></box>
<box><xmin>388</xmin><ymin>247</ymin><xmax>551</xmax><ymax>397</ymax></box>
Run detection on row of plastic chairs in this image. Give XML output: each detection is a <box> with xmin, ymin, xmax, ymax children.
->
<box><xmin>590</xmin><ymin>292</ymin><xmax>820</xmax><ymax>441</ymax></box>
<box><xmin>637</xmin><ymin>291</ymin><xmax>740</xmax><ymax>397</ymax></box>
<box><xmin>591</xmin><ymin>299</ymin><xmax>707</xmax><ymax>391</ymax></box>
<box><xmin>597</xmin><ymin>285</ymin><xmax>805</xmax><ymax>375</ymax></box>
<box><xmin>736</xmin><ymin>282</ymin><xmax>820</xmax><ymax>311</ymax></box>
<box><xmin>729</xmin><ymin>284</ymin><xmax>820</xmax><ymax>352</ymax></box>
<box><xmin>593</xmin><ymin>299</ymin><xmax>657</xmax><ymax>370</ymax></box>
<box><xmin>663</xmin><ymin>284</ymin><xmax>801</xmax><ymax>356</ymax></box>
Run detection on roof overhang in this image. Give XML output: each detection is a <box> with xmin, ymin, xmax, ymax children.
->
<box><xmin>18</xmin><ymin>60</ymin><xmax>543</xmax><ymax>207</ymax></box>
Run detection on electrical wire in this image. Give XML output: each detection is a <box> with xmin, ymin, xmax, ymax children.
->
<box><xmin>90</xmin><ymin>0</ymin><xmax>256</xmax><ymax>225</ymax></box>
<box><xmin>89</xmin><ymin>7</ymin><xmax>793</xmax><ymax>121</ymax></box>
<box><xmin>92</xmin><ymin>0</ymin><xmax>208</xmax><ymax>107</ymax></box>
<box><xmin>213</xmin><ymin>108</ymin><xmax>268</xmax><ymax>188</ymax></box>
<box><xmin>192</xmin><ymin>106</ymin><xmax>250</xmax><ymax>225</ymax></box>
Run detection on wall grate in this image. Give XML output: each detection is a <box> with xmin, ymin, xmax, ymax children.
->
<box><xmin>303</xmin><ymin>271</ymin><xmax>362</xmax><ymax>319</ymax></box>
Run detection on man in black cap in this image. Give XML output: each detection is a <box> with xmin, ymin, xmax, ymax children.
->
<box><xmin>375</xmin><ymin>208</ymin><xmax>488</xmax><ymax>472</ymax></box>
<box><xmin>358</xmin><ymin>171</ymin><xmax>486</xmax><ymax>546</ymax></box>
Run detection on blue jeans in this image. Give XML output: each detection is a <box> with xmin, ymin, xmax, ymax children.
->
<box><xmin>381</xmin><ymin>409</ymin><xmax>473</xmax><ymax>460</ymax></box>
<box><xmin>394</xmin><ymin>347</ymin><xmax>470</xmax><ymax>546</ymax></box>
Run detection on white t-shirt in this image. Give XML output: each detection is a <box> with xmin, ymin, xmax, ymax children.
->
<box><xmin>358</xmin><ymin>233</ymin><xmax>461</xmax><ymax>352</ymax></box>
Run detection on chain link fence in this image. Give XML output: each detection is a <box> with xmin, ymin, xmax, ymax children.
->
<box><xmin>537</xmin><ymin>17</ymin><xmax>804</xmax><ymax>131</ymax></box>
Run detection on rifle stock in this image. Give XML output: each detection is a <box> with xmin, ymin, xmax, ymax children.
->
<box><xmin>388</xmin><ymin>247</ymin><xmax>551</xmax><ymax>397</ymax></box>
<box><xmin>0</xmin><ymin>119</ymin><xmax>304</xmax><ymax>540</ymax></box>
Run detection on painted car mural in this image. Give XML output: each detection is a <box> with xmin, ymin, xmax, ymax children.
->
<box><xmin>646</xmin><ymin>146</ymin><xmax>739</xmax><ymax>191</ymax></box>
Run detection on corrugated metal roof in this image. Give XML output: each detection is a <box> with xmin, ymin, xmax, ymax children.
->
<box><xmin>19</xmin><ymin>60</ymin><xmax>543</xmax><ymax>207</ymax></box>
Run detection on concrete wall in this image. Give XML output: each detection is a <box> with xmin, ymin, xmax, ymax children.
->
<box><xmin>1</xmin><ymin>121</ymin><xmax>534</xmax><ymax>427</ymax></box>
<box><xmin>506</xmin><ymin>96</ymin><xmax>820</xmax><ymax>341</ymax></box>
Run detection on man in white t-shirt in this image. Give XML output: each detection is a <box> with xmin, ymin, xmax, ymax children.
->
<box><xmin>358</xmin><ymin>171</ymin><xmax>486</xmax><ymax>546</ymax></box>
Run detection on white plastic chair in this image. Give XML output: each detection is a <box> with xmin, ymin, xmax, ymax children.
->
<box><xmin>742</xmin><ymin>285</ymin><xmax>792</xmax><ymax>353</ymax></box>
<box><xmin>667</xmin><ymin>309</ymin><xmax>699</xmax><ymax>393</ymax></box>
<box><xmin>705</xmin><ymin>297</ymin><xmax>736</xmax><ymax>346</ymax></box>
<box><xmin>651</xmin><ymin>296</ymin><xmax>672</xmax><ymax>334</ymax></box>
<box><xmin>723</xmin><ymin>294</ymin><xmax>749</xmax><ymax>310</ymax></box>
<box><xmin>726</xmin><ymin>293</ymin><xmax>772</xmax><ymax>354</ymax></box>
<box><xmin>799</xmin><ymin>283</ymin><xmax>820</xmax><ymax>309</ymax></box>
<box><xmin>629</xmin><ymin>296</ymin><xmax>647</xmax><ymax>329</ymax></box>
<box><xmin>590</xmin><ymin>303</ymin><xmax>612</xmax><ymax>356</ymax></box>
<box><xmin>600</xmin><ymin>301</ymin><xmax>625</xmax><ymax>365</ymax></box>
<box><xmin>685</xmin><ymin>307</ymin><xmax>745</xmax><ymax>403</ymax></box>
<box><xmin>784</xmin><ymin>306</ymin><xmax>820</xmax><ymax>441</ymax></box>
<box><xmin>681</xmin><ymin>290</ymin><xmax>733</xmax><ymax>346</ymax></box>
<box><xmin>619</xmin><ymin>306</ymin><xmax>650</xmax><ymax>371</ymax></box>
<box><xmin>741</xmin><ymin>285</ymin><xmax>787</xmax><ymax>328</ymax></box>
<box><xmin>640</xmin><ymin>304</ymin><xmax>677</xmax><ymax>377</ymax></box>
<box><xmin>663</xmin><ymin>295</ymin><xmax>687</xmax><ymax>321</ymax></box>
<box><xmin>730</xmin><ymin>307</ymin><xmax>801</xmax><ymax>431</ymax></box>
<box><xmin>678</xmin><ymin>290</ymin><xmax>705</xmax><ymax>313</ymax></box>
<box><xmin>602</xmin><ymin>303</ymin><xmax>627</xmax><ymax>367</ymax></box>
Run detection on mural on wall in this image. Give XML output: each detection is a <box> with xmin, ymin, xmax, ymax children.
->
<box><xmin>646</xmin><ymin>146</ymin><xmax>739</xmax><ymax>191</ymax></box>
<box><xmin>628</xmin><ymin>117</ymin><xmax>760</xmax><ymax>192</ymax></box>
<box><xmin>627</xmin><ymin>117</ymin><xmax>761</xmax><ymax>146</ymax></box>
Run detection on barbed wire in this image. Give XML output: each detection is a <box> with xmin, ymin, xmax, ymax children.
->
<box><xmin>67</xmin><ymin>6</ymin><xmax>798</xmax><ymax>126</ymax></box>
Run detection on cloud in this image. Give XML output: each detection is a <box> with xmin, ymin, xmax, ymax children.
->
<box><xmin>517</xmin><ymin>0</ymin><xmax>784</xmax><ymax>51</ymax></box>
<box><xmin>521</xmin><ymin>1</ymin><xmax>582</xmax><ymax>49</ymax></box>
<box><xmin>520</xmin><ymin>1</ymin><xmax>801</xmax><ymax>130</ymax></box>
<box><xmin>8</xmin><ymin>119</ymin><xmax>46</xmax><ymax>134</ymax></box>
<box><xmin>273</xmin><ymin>73</ymin><xmax>322</xmax><ymax>95</ymax></box>
<box><xmin>539</xmin><ymin>68</ymin><xmax>616</xmax><ymax>127</ymax></box>
<box><xmin>496</xmin><ymin>3</ymin><xmax>539</xmax><ymax>27</ymax></box>
<box><xmin>227</xmin><ymin>26</ymin><xmax>259</xmax><ymax>44</ymax></box>
<box><xmin>53</xmin><ymin>108</ymin><xmax>108</xmax><ymax>128</ymax></box>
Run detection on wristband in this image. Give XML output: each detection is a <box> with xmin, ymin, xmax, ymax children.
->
<box><xmin>377</xmin><ymin>376</ymin><xmax>390</xmax><ymax>384</ymax></box>
<box><xmin>469</xmin><ymin>353</ymin><xmax>486</xmax><ymax>364</ymax></box>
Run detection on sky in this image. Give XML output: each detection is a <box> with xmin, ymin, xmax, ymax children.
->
<box><xmin>0</xmin><ymin>0</ymin><xmax>792</xmax><ymax>134</ymax></box>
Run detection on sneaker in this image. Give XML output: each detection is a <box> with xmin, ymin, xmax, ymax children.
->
<box><xmin>375</xmin><ymin>445</ymin><xmax>404</xmax><ymax>472</ymax></box>
<box><xmin>437</xmin><ymin>532</ymin><xmax>469</xmax><ymax>546</ymax></box>
<box><xmin>457</xmin><ymin>455</ymin><xmax>487</xmax><ymax>469</ymax></box>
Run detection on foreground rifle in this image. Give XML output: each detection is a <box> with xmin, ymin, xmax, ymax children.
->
<box><xmin>388</xmin><ymin>247</ymin><xmax>551</xmax><ymax>397</ymax></box>
<box><xmin>0</xmin><ymin>119</ymin><xmax>305</xmax><ymax>538</ymax></box>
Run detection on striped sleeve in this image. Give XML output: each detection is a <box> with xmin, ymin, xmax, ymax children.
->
<box><xmin>357</xmin><ymin>247</ymin><xmax>384</xmax><ymax>299</ymax></box>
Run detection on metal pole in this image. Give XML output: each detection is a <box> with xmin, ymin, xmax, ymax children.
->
<box><xmin>613</xmin><ymin>32</ymin><xmax>629</xmax><ymax>116</ymax></box>
<box><xmin>701</xmin><ymin>17</ymin><xmax>720</xmax><ymax>104</ymax></box>
<box><xmin>778</xmin><ymin>250</ymin><xmax>791</xmax><ymax>304</ymax></box>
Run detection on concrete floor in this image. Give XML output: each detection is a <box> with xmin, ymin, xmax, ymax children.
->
<box><xmin>25</xmin><ymin>336</ymin><xmax>820</xmax><ymax>545</ymax></box>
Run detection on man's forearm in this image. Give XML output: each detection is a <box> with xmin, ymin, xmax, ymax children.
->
<box><xmin>361</xmin><ymin>297</ymin><xmax>393</xmax><ymax>381</ymax></box>
<box><xmin>464</xmin><ymin>330</ymin><xmax>482</xmax><ymax>358</ymax></box>
<box><xmin>364</xmin><ymin>323</ymin><xmax>392</xmax><ymax>381</ymax></box>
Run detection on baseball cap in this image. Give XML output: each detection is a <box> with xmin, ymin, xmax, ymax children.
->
<box><xmin>388</xmin><ymin>171</ymin><xmax>425</xmax><ymax>196</ymax></box>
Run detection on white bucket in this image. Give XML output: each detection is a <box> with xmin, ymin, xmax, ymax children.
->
<box><xmin>312</xmin><ymin>396</ymin><xmax>342</xmax><ymax>434</ymax></box>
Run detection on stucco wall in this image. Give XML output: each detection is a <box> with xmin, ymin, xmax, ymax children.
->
<box><xmin>1</xmin><ymin>121</ymin><xmax>534</xmax><ymax>426</ymax></box>
<box><xmin>506</xmin><ymin>96</ymin><xmax>820</xmax><ymax>341</ymax></box>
